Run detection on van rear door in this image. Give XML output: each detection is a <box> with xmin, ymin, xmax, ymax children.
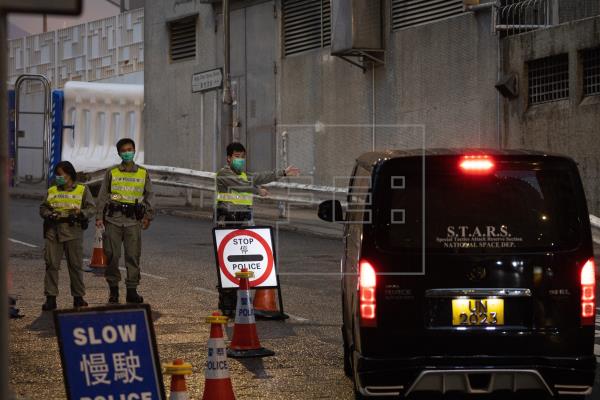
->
<box><xmin>364</xmin><ymin>154</ymin><xmax>594</xmax><ymax>357</ymax></box>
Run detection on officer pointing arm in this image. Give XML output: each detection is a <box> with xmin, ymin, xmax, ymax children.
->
<box><xmin>214</xmin><ymin>142</ymin><xmax>299</xmax><ymax>316</ymax></box>
<box><xmin>215</xmin><ymin>142</ymin><xmax>299</xmax><ymax>226</ymax></box>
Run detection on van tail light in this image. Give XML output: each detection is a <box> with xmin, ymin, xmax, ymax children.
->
<box><xmin>459</xmin><ymin>155</ymin><xmax>495</xmax><ymax>174</ymax></box>
<box><xmin>359</xmin><ymin>260</ymin><xmax>377</xmax><ymax>327</ymax></box>
<box><xmin>580</xmin><ymin>259</ymin><xmax>596</xmax><ymax>326</ymax></box>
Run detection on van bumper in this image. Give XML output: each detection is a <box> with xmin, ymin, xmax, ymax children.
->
<box><xmin>353</xmin><ymin>352</ymin><xmax>596</xmax><ymax>397</ymax></box>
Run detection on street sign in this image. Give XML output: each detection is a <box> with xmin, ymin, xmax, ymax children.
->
<box><xmin>54</xmin><ymin>304</ymin><xmax>166</xmax><ymax>400</ymax></box>
<box><xmin>0</xmin><ymin>0</ymin><xmax>82</xmax><ymax>14</ymax></box>
<box><xmin>192</xmin><ymin>68</ymin><xmax>223</xmax><ymax>93</ymax></box>
<box><xmin>213</xmin><ymin>227</ymin><xmax>279</xmax><ymax>289</ymax></box>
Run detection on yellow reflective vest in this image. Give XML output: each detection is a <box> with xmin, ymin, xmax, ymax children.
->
<box><xmin>110</xmin><ymin>167</ymin><xmax>147</xmax><ymax>204</ymax></box>
<box><xmin>47</xmin><ymin>184</ymin><xmax>85</xmax><ymax>214</ymax></box>
<box><xmin>216</xmin><ymin>171</ymin><xmax>253</xmax><ymax>206</ymax></box>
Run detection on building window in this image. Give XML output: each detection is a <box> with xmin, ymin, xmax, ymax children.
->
<box><xmin>283</xmin><ymin>0</ymin><xmax>330</xmax><ymax>56</ymax></box>
<box><xmin>391</xmin><ymin>0</ymin><xmax>464</xmax><ymax>31</ymax></box>
<box><xmin>168</xmin><ymin>16</ymin><xmax>197</xmax><ymax>62</ymax></box>
<box><xmin>527</xmin><ymin>54</ymin><xmax>569</xmax><ymax>105</ymax></box>
<box><xmin>582</xmin><ymin>47</ymin><xmax>600</xmax><ymax>97</ymax></box>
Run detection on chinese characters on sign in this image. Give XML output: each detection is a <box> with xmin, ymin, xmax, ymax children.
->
<box><xmin>192</xmin><ymin>68</ymin><xmax>223</xmax><ymax>93</ymax></box>
<box><xmin>80</xmin><ymin>350</ymin><xmax>143</xmax><ymax>386</ymax></box>
<box><xmin>54</xmin><ymin>305</ymin><xmax>165</xmax><ymax>400</ymax></box>
<box><xmin>213</xmin><ymin>227</ymin><xmax>279</xmax><ymax>289</ymax></box>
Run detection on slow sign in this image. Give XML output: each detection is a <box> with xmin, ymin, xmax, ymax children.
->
<box><xmin>54</xmin><ymin>305</ymin><xmax>165</xmax><ymax>400</ymax></box>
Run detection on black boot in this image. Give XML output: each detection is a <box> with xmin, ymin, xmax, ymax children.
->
<box><xmin>73</xmin><ymin>296</ymin><xmax>88</xmax><ymax>308</ymax></box>
<box><xmin>218</xmin><ymin>288</ymin><xmax>236</xmax><ymax>317</ymax></box>
<box><xmin>41</xmin><ymin>296</ymin><xmax>57</xmax><ymax>311</ymax></box>
<box><xmin>108</xmin><ymin>286</ymin><xmax>119</xmax><ymax>304</ymax></box>
<box><xmin>126</xmin><ymin>288</ymin><xmax>144</xmax><ymax>304</ymax></box>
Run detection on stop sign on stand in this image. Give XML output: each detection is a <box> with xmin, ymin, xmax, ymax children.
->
<box><xmin>213</xmin><ymin>227</ymin><xmax>279</xmax><ymax>289</ymax></box>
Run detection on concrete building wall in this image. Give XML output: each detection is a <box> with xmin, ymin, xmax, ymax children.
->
<box><xmin>559</xmin><ymin>0</ymin><xmax>600</xmax><ymax>23</ymax></box>
<box><xmin>502</xmin><ymin>16</ymin><xmax>600</xmax><ymax>214</ymax></box>
<box><xmin>143</xmin><ymin>0</ymin><xmax>600</xmax><ymax>215</ymax></box>
<box><xmin>279</xmin><ymin>5</ymin><xmax>499</xmax><ymax>185</ymax></box>
<box><xmin>144</xmin><ymin>0</ymin><xmax>219</xmax><ymax>172</ymax></box>
<box><xmin>144</xmin><ymin>1</ymin><xmax>500</xmax><ymax>182</ymax></box>
<box><xmin>129</xmin><ymin>0</ymin><xmax>145</xmax><ymax>10</ymax></box>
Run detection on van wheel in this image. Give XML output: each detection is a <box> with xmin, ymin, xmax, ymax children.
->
<box><xmin>353</xmin><ymin>373</ymin><xmax>366</xmax><ymax>400</ymax></box>
<box><xmin>351</xmin><ymin>343</ymin><xmax>367</xmax><ymax>399</ymax></box>
<box><xmin>342</xmin><ymin>326</ymin><xmax>352</xmax><ymax>378</ymax></box>
<box><xmin>343</xmin><ymin>346</ymin><xmax>352</xmax><ymax>377</ymax></box>
<box><xmin>353</xmin><ymin>387</ymin><xmax>366</xmax><ymax>400</ymax></box>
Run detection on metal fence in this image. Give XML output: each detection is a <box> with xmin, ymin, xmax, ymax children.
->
<box><xmin>82</xmin><ymin>164</ymin><xmax>348</xmax><ymax>209</ymax></box>
<box><xmin>7</xmin><ymin>8</ymin><xmax>144</xmax><ymax>90</ymax></box>
<box><xmin>495</xmin><ymin>0</ymin><xmax>553</xmax><ymax>36</ymax></box>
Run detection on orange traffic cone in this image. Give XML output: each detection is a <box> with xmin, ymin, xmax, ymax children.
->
<box><xmin>89</xmin><ymin>224</ymin><xmax>107</xmax><ymax>271</ymax></box>
<box><xmin>163</xmin><ymin>359</ymin><xmax>193</xmax><ymax>400</ymax></box>
<box><xmin>227</xmin><ymin>269</ymin><xmax>275</xmax><ymax>358</ymax></box>
<box><xmin>254</xmin><ymin>288</ymin><xmax>289</xmax><ymax>320</ymax></box>
<box><xmin>203</xmin><ymin>312</ymin><xmax>236</xmax><ymax>400</ymax></box>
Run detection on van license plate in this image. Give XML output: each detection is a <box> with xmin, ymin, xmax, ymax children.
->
<box><xmin>452</xmin><ymin>298</ymin><xmax>504</xmax><ymax>326</ymax></box>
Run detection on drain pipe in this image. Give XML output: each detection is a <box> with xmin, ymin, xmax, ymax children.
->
<box><xmin>466</xmin><ymin>2</ymin><xmax>502</xmax><ymax>147</ymax></box>
<box><xmin>278</xmin><ymin>131</ymin><xmax>288</xmax><ymax>219</ymax></box>
<box><xmin>372</xmin><ymin>66</ymin><xmax>376</xmax><ymax>151</ymax></box>
<box><xmin>496</xmin><ymin>27</ymin><xmax>502</xmax><ymax>148</ymax></box>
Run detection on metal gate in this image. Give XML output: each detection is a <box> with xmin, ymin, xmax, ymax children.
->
<box><xmin>14</xmin><ymin>74</ymin><xmax>52</xmax><ymax>185</ymax></box>
<box><xmin>217</xmin><ymin>1</ymin><xmax>277</xmax><ymax>172</ymax></box>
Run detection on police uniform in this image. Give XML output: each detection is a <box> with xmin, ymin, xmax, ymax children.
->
<box><xmin>39</xmin><ymin>183</ymin><xmax>95</xmax><ymax>298</ymax></box>
<box><xmin>215</xmin><ymin>164</ymin><xmax>286</xmax><ymax>314</ymax></box>
<box><xmin>215</xmin><ymin>165</ymin><xmax>285</xmax><ymax>225</ymax></box>
<box><xmin>96</xmin><ymin>162</ymin><xmax>154</xmax><ymax>294</ymax></box>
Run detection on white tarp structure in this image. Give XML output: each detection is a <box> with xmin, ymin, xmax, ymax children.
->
<box><xmin>61</xmin><ymin>81</ymin><xmax>144</xmax><ymax>172</ymax></box>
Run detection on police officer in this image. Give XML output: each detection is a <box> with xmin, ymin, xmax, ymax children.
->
<box><xmin>215</xmin><ymin>142</ymin><xmax>300</xmax><ymax>315</ymax></box>
<box><xmin>96</xmin><ymin>138</ymin><xmax>154</xmax><ymax>304</ymax></box>
<box><xmin>40</xmin><ymin>161</ymin><xmax>95</xmax><ymax>310</ymax></box>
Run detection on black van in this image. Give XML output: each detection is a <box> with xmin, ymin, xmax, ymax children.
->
<box><xmin>318</xmin><ymin>149</ymin><xmax>596</xmax><ymax>399</ymax></box>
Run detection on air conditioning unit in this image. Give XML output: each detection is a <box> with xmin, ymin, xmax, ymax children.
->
<box><xmin>331</xmin><ymin>0</ymin><xmax>384</xmax><ymax>71</ymax></box>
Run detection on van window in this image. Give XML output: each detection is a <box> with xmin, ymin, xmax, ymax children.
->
<box><xmin>347</xmin><ymin>165</ymin><xmax>372</xmax><ymax>224</ymax></box>
<box><xmin>374</xmin><ymin>156</ymin><xmax>583</xmax><ymax>253</ymax></box>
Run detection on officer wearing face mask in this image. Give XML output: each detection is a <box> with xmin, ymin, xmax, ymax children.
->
<box><xmin>39</xmin><ymin>161</ymin><xmax>95</xmax><ymax>310</ymax></box>
<box><xmin>96</xmin><ymin>138</ymin><xmax>154</xmax><ymax>304</ymax></box>
<box><xmin>215</xmin><ymin>142</ymin><xmax>300</xmax><ymax>315</ymax></box>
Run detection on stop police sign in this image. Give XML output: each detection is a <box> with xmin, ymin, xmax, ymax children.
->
<box><xmin>213</xmin><ymin>227</ymin><xmax>279</xmax><ymax>289</ymax></box>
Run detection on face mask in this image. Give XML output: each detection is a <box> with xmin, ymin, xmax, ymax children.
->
<box><xmin>120</xmin><ymin>151</ymin><xmax>135</xmax><ymax>162</ymax></box>
<box><xmin>55</xmin><ymin>175</ymin><xmax>67</xmax><ymax>186</ymax></box>
<box><xmin>231</xmin><ymin>158</ymin><xmax>246</xmax><ymax>172</ymax></box>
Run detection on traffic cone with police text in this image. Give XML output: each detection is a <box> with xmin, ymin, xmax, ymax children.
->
<box><xmin>88</xmin><ymin>224</ymin><xmax>107</xmax><ymax>272</ymax></box>
<box><xmin>254</xmin><ymin>288</ymin><xmax>289</xmax><ymax>320</ymax></box>
<box><xmin>227</xmin><ymin>269</ymin><xmax>275</xmax><ymax>358</ymax></box>
<box><xmin>203</xmin><ymin>312</ymin><xmax>236</xmax><ymax>400</ymax></box>
<box><xmin>163</xmin><ymin>359</ymin><xmax>192</xmax><ymax>400</ymax></box>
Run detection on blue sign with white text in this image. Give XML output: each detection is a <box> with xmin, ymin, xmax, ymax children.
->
<box><xmin>54</xmin><ymin>305</ymin><xmax>165</xmax><ymax>400</ymax></box>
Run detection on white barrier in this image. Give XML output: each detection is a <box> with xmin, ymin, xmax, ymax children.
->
<box><xmin>61</xmin><ymin>81</ymin><xmax>144</xmax><ymax>172</ymax></box>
